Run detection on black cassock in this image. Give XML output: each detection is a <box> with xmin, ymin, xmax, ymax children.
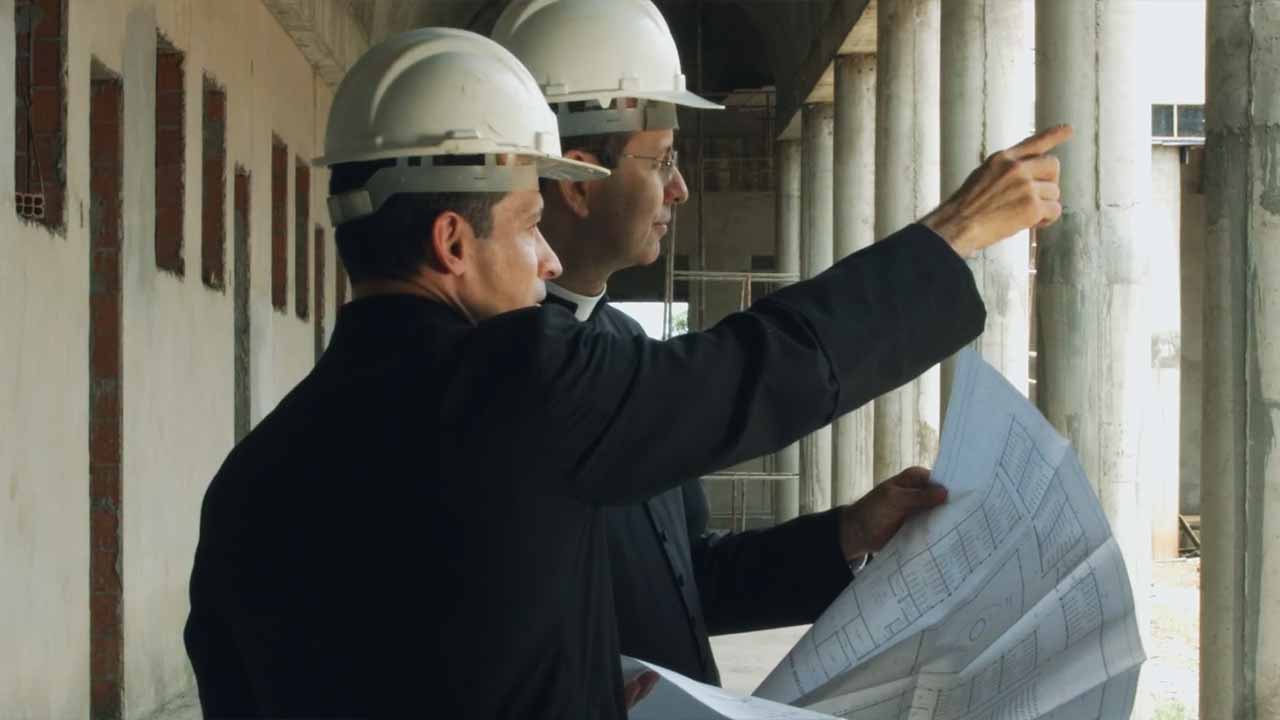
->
<box><xmin>184</xmin><ymin>225</ymin><xmax>985</xmax><ymax>719</ymax></box>
<box><xmin>542</xmin><ymin>294</ymin><xmax>856</xmax><ymax>687</ymax></box>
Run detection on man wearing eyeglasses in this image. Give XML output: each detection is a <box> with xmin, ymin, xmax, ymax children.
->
<box><xmin>492</xmin><ymin>0</ymin><xmax>1067</xmax><ymax>692</ymax></box>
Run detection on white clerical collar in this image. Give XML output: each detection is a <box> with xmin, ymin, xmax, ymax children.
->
<box><xmin>544</xmin><ymin>282</ymin><xmax>606</xmax><ymax>322</ymax></box>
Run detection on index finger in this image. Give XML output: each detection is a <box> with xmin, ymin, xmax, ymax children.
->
<box><xmin>1006</xmin><ymin>124</ymin><xmax>1074</xmax><ymax>160</ymax></box>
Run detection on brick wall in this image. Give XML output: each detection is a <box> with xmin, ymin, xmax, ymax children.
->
<box><xmin>294</xmin><ymin>161</ymin><xmax>310</xmax><ymax>319</ymax></box>
<box><xmin>271</xmin><ymin>138</ymin><xmax>287</xmax><ymax>311</ymax></box>
<box><xmin>88</xmin><ymin>71</ymin><xmax>124</xmax><ymax>720</ymax></box>
<box><xmin>313</xmin><ymin>226</ymin><xmax>325</xmax><ymax>360</ymax></box>
<box><xmin>14</xmin><ymin>0</ymin><xmax>66</xmax><ymax>228</ymax></box>
<box><xmin>201</xmin><ymin>78</ymin><xmax>226</xmax><ymax>290</ymax></box>
<box><xmin>154</xmin><ymin>43</ymin><xmax>185</xmax><ymax>275</ymax></box>
<box><xmin>234</xmin><ymin>168</ymin><xmax>252</xmax><ymax>443</ymax></box>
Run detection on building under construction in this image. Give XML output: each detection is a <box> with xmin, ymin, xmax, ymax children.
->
<box><xmin>1</xmin><ymin>1</ymin><xmax>1275</xmax><ymax>718</ymax></box>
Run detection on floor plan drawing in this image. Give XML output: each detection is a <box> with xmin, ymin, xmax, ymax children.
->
<box><xmin>754</xmin><ymin>350</ymin><xmax>1146</xmax><ymax>720</ymax></box>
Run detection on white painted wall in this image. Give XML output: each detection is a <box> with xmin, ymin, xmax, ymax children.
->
<box><xmin>1</xmin><ymin>1</ymin><xmax>336</xmax><ymax>717</ymax></box>
<box><xmin>0</xmin><ymin>1</ymin><xmax>91</xmax><ymax>715</ymax></box>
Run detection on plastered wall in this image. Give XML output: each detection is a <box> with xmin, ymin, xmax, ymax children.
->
<box><xmin>1</xmin><ymin>1</ymin><xmax>339</xmax><ymax>716</ymax></box>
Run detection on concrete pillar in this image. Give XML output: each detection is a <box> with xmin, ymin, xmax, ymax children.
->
<box><xmin>874</xmin><ymin>0</ymin><xmax>941</xmax><ymax>484</ymax></box>
<box><xmin>832</xmin><ymin>53</ymin><xmax>876</xmax><ymax>504</ymax></box>
<box><xmin>773</xmin><ymin>139</ymin><xmax>802</xmax><ymax>524</ymax></box>
<box><xmin>940</xmin><ymin>0</ymin><xmax>1032</xmax><ymax>407</ymax></box>
<box><xmin>1179</xmin><ymin>147</ymin><xmax>1206</xmax><ymax>518</ymax></box>
<box><xmin>1201</xmin><ymin>3</ymin><xmax>1280</xmax><ymax>718</ymax></box>
<box><xmin>1035</xmin><ymin>0</ymin><xmax>1153</xmax><ymax>645</ymax></box>
<box><xmin>800</xmin><ymin>103</ymin><xmax>834</xmax><ymax>515</ymax></box>
<box><xmin>1147</xmin><ymin>147</ymin><xmax>1183</xmax><ymax>561</ymax></box>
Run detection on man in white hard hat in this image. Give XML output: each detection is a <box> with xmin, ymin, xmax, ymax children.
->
<box><xmin>493</xmin><ymin>0</ymin><xmax>1073</xmax><ymax>689</ymax></box>
<box><xmin>185</xmin><ymin>22</ymin><xmax>1065</xmax><ymax>720</ymax></box>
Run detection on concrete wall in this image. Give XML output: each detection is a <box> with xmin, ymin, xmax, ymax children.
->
<box><xmin>0</xmin><ymin>1</ymin><xmax>338</xmax><ymax>716</ymax></box>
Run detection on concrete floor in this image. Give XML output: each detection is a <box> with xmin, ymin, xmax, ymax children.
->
<box><xmin>708</xmin><ymin>558</ymin><xmax>1203</xmax><ymax>717</ymax></box>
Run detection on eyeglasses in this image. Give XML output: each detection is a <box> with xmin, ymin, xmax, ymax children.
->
<box><xmin>617</xmin><ymin>150</ymin><xmax>680</xmax><ymax>183</ymax></box>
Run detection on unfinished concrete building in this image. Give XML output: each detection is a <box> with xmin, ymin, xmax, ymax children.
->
<box><xmin>0</xmin><ymin>0</ymin><xmax>1274</xmax><ymax>718</ymax></box>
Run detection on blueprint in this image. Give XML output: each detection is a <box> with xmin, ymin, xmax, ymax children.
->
<box><xmin>623</xmin><ymin>656</ymin><xmax>840</xmax><ymax>719</ymax></box>
<box><xmin>754</xmin><ymin>349</ymin><xmax>1146</xmax><ymax>719</ymax></box>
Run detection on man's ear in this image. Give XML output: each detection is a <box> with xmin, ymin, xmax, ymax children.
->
<box><xmin>429</xmin><ymin>210</ymin><xmax>471</xmax><ymax>277</ymax></box>
<box><xmin>555</xmin><ymin>148</ymin><xmax>600</xmax><ymax>219</ymax></box>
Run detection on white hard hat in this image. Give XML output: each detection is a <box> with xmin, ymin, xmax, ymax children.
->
<box><xmin>491</xmin><ymin>0</ymin><xmax>722</xmax><ymax>138</ymax></box>
<box><xmin>314</xmin><ymin>27</ymin><xmax>608</xmax><ymax>225</ymax></box>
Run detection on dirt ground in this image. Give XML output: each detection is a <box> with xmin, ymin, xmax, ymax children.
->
<box><xmin>711</xmin><ymin>557</ymin><xmax>1203</xmax><ymax>718</ymax></box>
<box><xmin>1144</xmin><ymin>558</ymin><xmax>1201</xmax><ymax>719</ymax></box>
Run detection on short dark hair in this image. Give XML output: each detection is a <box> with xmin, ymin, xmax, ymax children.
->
<box><xmin>538</xmin><ymin>132</ymin><xmax>632</xmax><ymax>193</ymax></box>
<box><xmin>330</xmin><ymin>159</ymin><xmax>505</xmax><ymax>284</ymax></box>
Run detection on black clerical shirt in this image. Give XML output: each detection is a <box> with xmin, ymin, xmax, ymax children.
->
<box><xmin>184</xmin><ymin>224</ymin><xmax>985</xmax><ymax>719</ymax></box>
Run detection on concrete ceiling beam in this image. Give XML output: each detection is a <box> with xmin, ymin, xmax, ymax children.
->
<box><xmin>260</xmin><ymin>0</ymin><xmax>372</xmax><ymax>86</ymax></box>
<box><xmin>775</xmin><ymin>0</ymin><xmax>874</xmax><ymax>141</ymax></box>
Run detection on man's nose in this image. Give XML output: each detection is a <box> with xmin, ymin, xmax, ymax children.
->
<box><xmin>666</xmin><ymin>166</ymin><xmax>690</xmax><ymax>205</ymax></box>
<box><xmin>537</xmin><ymin>229</ymin><xmax>562</xmax><ymax>280</ymax></box>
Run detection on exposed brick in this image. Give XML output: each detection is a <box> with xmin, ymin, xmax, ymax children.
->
<box><xmin>314</xmin><ymin>226</ymin><xmax>325</xmax><ymax>358</ymax></box>
<box><xmin>295</xmin><ymin>163</ymin><xmax>310</xmax><ymax>319</ymax></box>
<box><xmin>90</xmin><ymin>87</ymin><xmax>120</xmax><ymax>125</ymax></box>
<box><xmin>204</xmin><ymin>86</ymin><xmax>225</xmax><ymax>119</ymax></box>
<box><xmin>155</xmin><ymin>125</ymin><xmax>184</xmax><ymax>166</ymax></box>
<box><xmin>30</xmin><ymin>43</ymin><xmax>61</xmax><ymax>86</ymax></box>
<box><xmin>91</xmin><ymin>242</ymin><xmax>120</xmax><ymax>274</ymax></box>
<box><xmin>89</xmin><ymin>327</ymin><xmax>121</xmax><ymax>378</ymax></box>
<box><xmin>89</xmin><ymin>382</ymin><xmax>120</xmax><ymax>421</ymax></box>
<box><xmin>90</xmin><ymin>547</ymin><xmax>122</xmax><ymax>594</ymax></box>
<box><xmin>88</xmin><ymin>592</ymin><xmax>121</xmax><ymax>630</ymax></box>
<box><xmin>32</xmin><ymin>0</ymin><xmax>63</xmax><ymax>40</ymax></box>
<box><xmin>88</xmin><ymin>420</ymin><xmax>120</xmax><ymax>466</ymax></box>
<box><xmin>90</xmin><ymin>506</ymin><xmax>120</xmax><ymax>551</ymax></box>
<box><xmin>89</xmin><ymin>624</ymin><xmax>122</xmax><ymax>677</ymax></box>
<box><xmin>28</xmin><ymin>85</ymin><xmax>60</xmax><ymax>131</ymax></box>
<box><xmin>88</xmin><ymin>287</ymin><xmax>119</xmax><ymax>335</ymax></box>
<box><xmin>155</xmin><ymin>93</ymin><xmax>183</xmax><ymax>126</ymax></box>
<box><xmin>91</xmin><ymin>680</ymin><xmax>123</xmax><ymax>720</ymax></box>
<box><xmin>89</xmin><ymin>465</ymin><xmax>121</xmax><ymax>504</ymax></box>
<box><xmin>201</xmin><ymin>81</ymin><xmax>227</xmax><ymax>291</ymax></box>
<box><xmin>154</xmin><ymin>44</ymin><xmax>186</xmax><ymax>277</ymax></box>
<box><xmin>156</xmin><ymin>51</ymin><xmax>182</xmax><ymax>89</ymax></box>
<box><xmin>271</xmin><ymin>139</ymin><xmax>288</xmax><ymax>311</ymax></box>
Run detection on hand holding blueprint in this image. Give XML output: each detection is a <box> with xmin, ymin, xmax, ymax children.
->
<box><xmin>754</xmin><ymin>349</ymin><xmax>1146</xmax><ymax>719</ymax></box>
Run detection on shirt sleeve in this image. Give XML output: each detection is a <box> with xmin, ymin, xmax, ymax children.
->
<box><xmin>690</xmin><ymin>506</ymin><xmax>853</xmax><ymax>635</ymax></box>
<box><xmin>485</xmin><ymin>224</ymin><xmax>985</xmax><ymax>506</ymax></box>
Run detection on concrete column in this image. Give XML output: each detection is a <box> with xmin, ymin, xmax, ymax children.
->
<box><xmin>773</xmin><ymin>139</ymin><xmax>803</xmax><ymax>524</ymax></box>
<box><xmin>833</xmin><ymin>54</ymin><xmax>876</xmax><ymax>504</ymax></box>
<box><xmin>940</xmin><ymin>0</ymin><xmax>1033</xmax><ymax>407</ymax></box>
<box><xmin>800</xmin><ymin>103</ymin><xmax>835</xmax><ymax>515</ymax></box>
<box><xmin>1201</xmin><ymin>3</ymin><xmax>1280</xmax><ymax>718</ymax></box>
<box><xmin>874</xmin><ymin>0</ymin><xmax>941</xmax><ymax>484</ymax></box>
<box><xmin>1147</xmin><ymin>147</ymin><xmax>1183</xmax><ymax>561</ymax></box>
<box><xmin>1035</xmin><ymin>0</ymin><xmax>1153</xmax><ymax>640</ymax></box>
<box><xmin>1179</xmin><ymin>147</ymin><xmax>1206</xmax><ymax>518</ymax></box>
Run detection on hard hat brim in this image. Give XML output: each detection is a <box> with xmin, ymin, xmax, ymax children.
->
<box><xmin>537</xmin><ymin>155</ymin><xmax>611</xmax><ymax>182</ymax></box>
<box><xmin>627</xmin><ymin>89</ymin><xmax>724</xmax><ymax>111</ymax></box>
